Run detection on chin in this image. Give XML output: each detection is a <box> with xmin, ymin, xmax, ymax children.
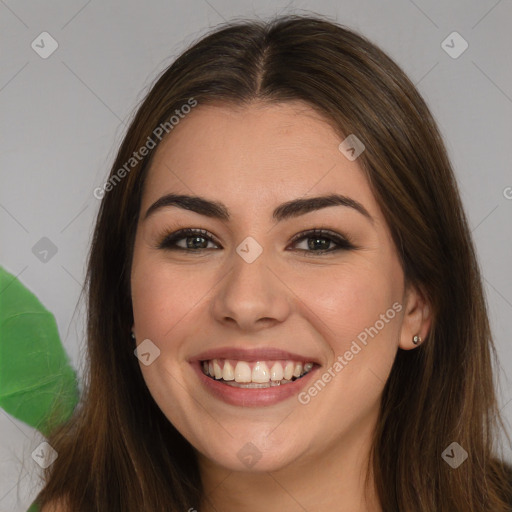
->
<box><xmin>215</xmin><ymin>450</ymin><xmax>296</xmax><ymax>473</ymax></box>
<box><xmin>195</xmin><ymin>435</ymin><xmax>305</xmax><ymax>473</ymax></box>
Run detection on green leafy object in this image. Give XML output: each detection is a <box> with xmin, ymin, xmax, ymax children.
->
<box><xmin>0</xmin><ymin>265</ymin><xmax>79</xmax><ymax>437</ymax></box>
<box><xmin>26</xmin><ymin>501</ymin><xmax>40</xmax><ymax>512</ymax></box>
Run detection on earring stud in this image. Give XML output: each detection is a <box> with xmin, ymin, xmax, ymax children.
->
<box><xmin>412</xmin><ymin>334</ymin><xmax>422</xmax><ymax>345</ymax></box>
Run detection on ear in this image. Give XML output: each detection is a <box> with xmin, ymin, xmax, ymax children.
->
<box><xmin>398</xmin><ymin>283</ymin><xmax>432</xmax><ymax>350</ymax></box>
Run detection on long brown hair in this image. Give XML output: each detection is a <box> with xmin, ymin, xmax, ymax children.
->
<box><xmin>36</xmin><ymin>13</ymin><xmax>512</xmax><ymax>511</ymax></box>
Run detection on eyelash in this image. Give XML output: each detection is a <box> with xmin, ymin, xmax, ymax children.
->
<box><xmin>156</xmin><ymin>227</ymin><xmax>356</xmax><ymax>256</ymax></box>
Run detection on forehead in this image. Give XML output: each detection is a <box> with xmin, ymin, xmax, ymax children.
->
<box><xmin>141</xmin><ymin>101</ymin><xmax>378</xmax><ymax>222</ymax></box>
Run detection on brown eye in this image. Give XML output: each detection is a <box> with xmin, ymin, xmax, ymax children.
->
<box><xmin>158</xmin><ymin>228</ymin><xmax>219</xmax><ymax>251</ymax></box>
<box><xmin>289</xmin><ymin>229</ymin><xmax>355</xmax><ymax>255</ymax></box>
<box><xmin>157</xmin><ymin>227</ymin><xmax>355</xmax><ymax>255</ymax></box>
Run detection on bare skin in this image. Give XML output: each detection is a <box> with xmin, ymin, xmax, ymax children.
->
<box><xmin>130</xmin><ymin>100</ymin><xmax>431</xmax><ymax>512</ymax></box>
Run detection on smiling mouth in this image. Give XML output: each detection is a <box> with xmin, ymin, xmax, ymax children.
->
<box><xmin>201</xmin><ymin>358</ymin><xmax>316</xmax><ymax>388</ymax></box>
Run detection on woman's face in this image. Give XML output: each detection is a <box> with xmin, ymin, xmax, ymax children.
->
<box><xmin>130</xmin><ymin>101</ymin><xmax>428</xmax><ymax>473</ymax></box>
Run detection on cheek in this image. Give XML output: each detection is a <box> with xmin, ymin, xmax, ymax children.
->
<box><xmin>290</xmin><ymin>262</ymin><xmax>403</xmax><ymax>410</ymax></box>
<box><xmin>131</xmin><ymin>254</ymin><xmax>207</xmax><ymax>340</ymax></box>
<box><xmin>289</xmin><ymin>268</ymin><xmax>402</xmax><ymax>438</ymax></box>
<box><xmin>130</xmin><ymin>256</ymin><xmax>204</xmax><ymax>424</ymax></box>
<box><xmin>289</xmin><ymin>261</ymin><xmax>401</xmax><ymax>349</ymax></box>
<box><xmin>294</xmin><ymin>262</ymin><xmax>403</xmax><ymax>413</ymax></box>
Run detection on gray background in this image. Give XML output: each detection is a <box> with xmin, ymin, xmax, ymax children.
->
<box><xmin>1</xmin><ymin>1</ymin><xmax>511</xmax><ymax>510</ymax></box>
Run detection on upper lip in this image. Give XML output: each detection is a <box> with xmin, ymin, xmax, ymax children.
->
<box><xmin>189</xmin><ymin>347</ymin><xmax>320</xmax><ymax>364</ymax></box>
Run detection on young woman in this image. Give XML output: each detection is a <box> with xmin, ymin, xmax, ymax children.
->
<box><xmin>36</xmin><ymin>13</ymin><xmax>512</xmax><ymax>512</ymax></box>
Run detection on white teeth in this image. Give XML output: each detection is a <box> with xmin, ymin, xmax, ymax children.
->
<box><xmin>201</xmin><ymin>358</ymin><xmax>315</xmax><ymax>384</ymax></box>
<box><xmin>225</xmin><ymin>380</ymin><xmax>289</xmax><ymax>388</ymax></box>
<box><xmin>222</xmin><ymin>360</ymin><xmax>235</xmax><ymax>381</ymax></box>
<box><xmin>252</xmin><ymin>361</ymin><xmax>270</xmax><ymax>383</ymax></box>
<box><xmin>283</xmin><ymin>362</ymin><xmax>294</xmax><ymax>380</ymax></box>
<box><xmin>234</xmin><ymin>361</ymin><xmax>252</xmax><ymax>383</ymax></box>
<box><xmin>213</xmin><ymin>360</ymin><xmax>223</xmax><ymax>379</ymax></box>
<box><xmin>270</xmin><ymin>362</ymin><xmax>284</xmax><ymax>381</ymax></box>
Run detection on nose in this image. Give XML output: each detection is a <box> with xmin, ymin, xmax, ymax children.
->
<box><xmin>211</xmin><ymin>249</ymin><xmax>291</xmax><ymax>332</ymax></box>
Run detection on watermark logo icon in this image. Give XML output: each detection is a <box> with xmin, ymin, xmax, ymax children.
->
<box><xmin>237</xmin><ymin>442</ymin><xmax>262</xmax><ymax>468</ymax></box>
<box><xmin>31</xmin><ymin>32</ymin><xmax>59</xmax><ymax>59</ymax></box>
<box><xmin>134</xmin><ymin>338</ymin><xmax>161</xmax><ymax>366</ymax></box>
<box><xmin>441</xmin><ymin>441</ymin><xmax>468</xmax><ymax>468</ymax></box>
<box><xmin>338</xmin><ymin>134</ymin><xmax>365</xmax><ymax>161</ymax></box>
<box><xmin>32</xmin><ymin>237</ymin><xmax>58</xmax><ymax>263</ymax></box>
<box><xmin>32</xmin><ymin>442</ymin><xmax>58</xmax><ymax>468</ymax></box>
<box><xmin>236</xmin><ymin>236</ymin><xmax>263</xmax><ymax>264</ymax></box>
<box><xmin>441</xmin><ymin>32</ymin><xmax>468</xmax><ymax>59</ymax></box>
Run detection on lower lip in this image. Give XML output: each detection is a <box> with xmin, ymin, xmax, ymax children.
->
<box><xmin>191</xmin><ymin>361</ymin><xmax>319</xmax><ymax>407</ymax></box>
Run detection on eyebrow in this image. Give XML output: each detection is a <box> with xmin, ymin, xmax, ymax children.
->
<box><xmin>143</xmin><ymin>193</ymin><xmax>374</xmax><ymax>225</ymax></box>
